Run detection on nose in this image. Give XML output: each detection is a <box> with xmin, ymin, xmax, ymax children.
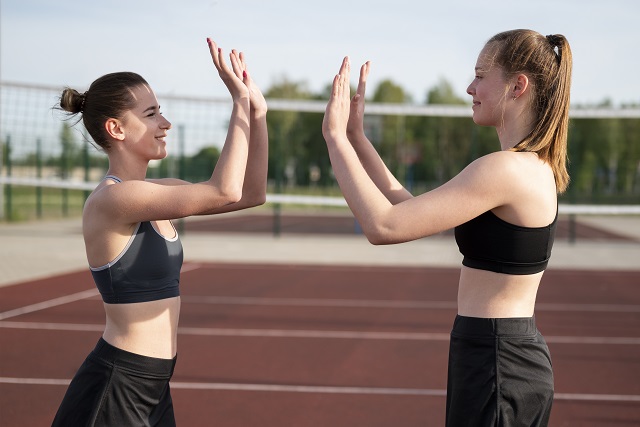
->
<box><xmin>466</xmin><ymin>81</ymin><xmax>475</xmax><ymax>96</ymax></box>
<box><xmin>161</xmin><ymin>115</ymin><xmax>172</xmax><ymax>130</ymax></box>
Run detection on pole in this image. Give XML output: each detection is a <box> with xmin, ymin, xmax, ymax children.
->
<box><xmin>176</xmin><ymin>125</ymin><xmax>185</xmax><ymax>235</ymax></box>
<box><xmin>36</xmin><ymin>138</ymin><xmax>42</xmax><ymax>218</ymax></box>
<box><xmin>0</xmin><ymin>136</ymin><xmax>4</xmax><ymax>220</ymax></box>
<box><xmin>5</xmin><ymin>136</ymin><xmax>12</xmax><ymax>221</ymax></box>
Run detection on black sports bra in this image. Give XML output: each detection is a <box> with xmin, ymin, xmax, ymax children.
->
<box><xmin>454</xmin><ymin>209</ymin><xmax>557</xmax><ymax>275</ymax></box>
<box><xmin>89</xmin><ymin>176</ymin><xmax>183</xmax><ymax>304</ymax></box>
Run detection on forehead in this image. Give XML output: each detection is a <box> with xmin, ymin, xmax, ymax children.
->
<box><xmin>128</xmin><ymin>84</ymin><xmax>158</xmax><ymax>109</ymax></box>
<box><xmin>475</xmin><ymin>45</ymin><xmax>497</xmax><ymax>70</ymax></box>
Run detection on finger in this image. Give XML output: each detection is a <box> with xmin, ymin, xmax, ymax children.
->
<box><xmin>207</xmin><ymin>38</ymin><xmax>222</xmax><ymax>71</ymax></box>
<box><xmin>339</xmin><ymin>56</ymin><xmax>349</xmax><ymax>79</ymax></box>
<box><xmin>217</xmin><ymin>47</ymin><xmax>234</xmax><ymax>75</ymax></box>
<box><xmin>238</xmin><ymin>51</ymin><xmax>247</xmax><ymax>71</ymax></box>
<box><xmin>331</xmin><ymin>74</ymin><xmax>341</xmax><ymax>99</ymax></box>
<box><xmin>335</xmin><ymin>57</ymin><xmax>348</xmax><ymax>98</ymax></box>
<box><xmin>229</xmin><ymin>49</ymin><xmax>244</xmax><ymax>79</ymax></box>
<box><xmin>357</xmin><ymin>61</ymin><xmax>370</xmax><ymax>97</ymax></box>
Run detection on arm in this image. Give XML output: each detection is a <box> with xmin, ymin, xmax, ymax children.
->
<box><xmin>92</xmin><ymin>39</ymin><xmax>252</xmax><ymax>224</ymax></box>
<box><xmin>322</xmin><ymin>58</ymin><xmax>513</xmax><ymax>245</ymax></box>
<box><xmin>147</xmin><ymin>49</ymin><xmax>268</xmax><ymax>215</ymax></box>
<box><xmin>199</xmin><ymin>49</ymin><xmax>268</xmax><ymax>214</ymax></box>
<box><xmin>346</xmin><ymin>62</ymin><xmax>413</xmax><ymax>205</ymax></box>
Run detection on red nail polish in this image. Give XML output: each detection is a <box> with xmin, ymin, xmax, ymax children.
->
<box><xmin>218</xmin><ymin>48</ymin><xmax>221</xmax><ymax>53</ymax></box>
<box><xmin>243</xmin><ymin>70</ymin><xmax>247</xmax><ymax>78</ymax></box>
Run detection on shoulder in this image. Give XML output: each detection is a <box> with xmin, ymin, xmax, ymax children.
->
<box><xmin>449</xmin><ymin>151</ymin><xmax>552</xmax><ymax>206</ymax></box>
<box><xmin>464</xmin><ymin>151</ymin><xmax>545</xmax><ymax>183</ymax></box>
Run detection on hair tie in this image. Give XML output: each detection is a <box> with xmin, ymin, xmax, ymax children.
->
<box><xmin>546</xmin><ymin>34</ymin><xmax>558</xmax><ymax>47</ymax></box>
<box><xmin>80</xmin><ymin>91</ymin><xmax>88</xmax><ymax>113</ymax></box>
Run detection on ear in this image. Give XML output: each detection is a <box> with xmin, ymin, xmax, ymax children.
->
<box><xmin>105</xmin><ymin>118</ymin><xmax>125</xmax><ymax>141</ymax></box>
<box><xmin>512</xmin><ymin>73</ymin><xmax>529</xmax><ymax>100</ymax></box>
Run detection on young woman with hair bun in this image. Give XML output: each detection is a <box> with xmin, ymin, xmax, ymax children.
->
<box><xmin>52</xmin><ymin>38</ymin><xmax>268</xmax><ymax>426</ymax></box>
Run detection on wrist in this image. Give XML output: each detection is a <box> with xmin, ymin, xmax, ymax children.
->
<box><xmin>346</xmin><ymin>131</ymin><xmax>368</xmax><ymax>145</ymax></box>
<box><xmin>250</xmin><ymin>107</ymin><xmax>268</xmax><ymax>119</ymax></box>
<box><xmin>232</xmin><ymin>96</ymin><xmax>250</xmax><ymax>108</ymax></box>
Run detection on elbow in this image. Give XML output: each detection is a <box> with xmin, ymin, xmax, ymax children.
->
<box><xmin>367</xmin><ymin>234</ymin><xmax>395</xmax><ymax>246</ymax></box>
<box><xmin>220</xmin><ymin>186</ymin><xmax>243</xmax><ymax>205</ymax></box>
<box><xmin>253</xmin><ymin>193</ymin><xmax>267</xmax><ymax>207</ymax></box>
<box><xmin>242</xmin><ymin>192</ymin><xmax>266</xmax><ymax>209</ymax></box>
<box><xmin>362</xmin><ymin>225</ymin><xmax>395</xmax><ymax>246</ymax></box>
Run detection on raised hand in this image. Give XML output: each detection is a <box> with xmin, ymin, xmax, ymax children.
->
<box><xmin>346</xmin><ymin>61</ymin><xmax>370</xmax><ymax>141</ymax></box>
<box><xmin>322</xmin><ymin>56</ymin><xmax>351</xmax><ymax>140</ymax></box>
<box><xmin>230</xmin><ymin>50</ymin><xmax>268</xmax><ymax>114</ymax></box>
<box><xmin>207</xmin><ymin>38</ymin><xmax>249</xmax><ymax>102</ymax></box>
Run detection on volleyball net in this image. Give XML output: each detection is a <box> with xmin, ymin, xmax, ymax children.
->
<box><xmin>2</xmin><ymin>81</ymin><xmax>639</xmax><ymax>234</ymax></box>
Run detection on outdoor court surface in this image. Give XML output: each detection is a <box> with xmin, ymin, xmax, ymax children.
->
<box><xmin>1</xmin><ymin>215</ymin><xmax>639</xmax><ymax>426</ymax></box>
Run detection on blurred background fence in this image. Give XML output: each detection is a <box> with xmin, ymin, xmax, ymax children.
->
<box><xmin>1</xmin><ymin>81</ymin><xmax>639</xmax><ymax>227</ymax></box>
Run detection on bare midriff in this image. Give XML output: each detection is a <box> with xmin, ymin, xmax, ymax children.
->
<box><xmin>103</xmin><ymin>296</ymin><xmax>180</xmax><ymax>359</ymax></box>
<box><xmin>457</xmin><ymin>266</ymin><xmax>543</xmax><ymax>318</ymax></box>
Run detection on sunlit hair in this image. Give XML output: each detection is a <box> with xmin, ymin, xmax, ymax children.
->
<box><xmin>485</xmin><ymin>29</ymin><xmax>572</xmax><ymax>193</ymax></box>
<box><xmin>58</xmin><ymin>72</ymin><xmax>150</xmax><ymax>150</ymax></box>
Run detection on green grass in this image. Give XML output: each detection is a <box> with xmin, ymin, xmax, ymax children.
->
<box><xmin>1</xmin><ymin>186</ymin><xmax>87</xmax><ymax>222</ymax></box>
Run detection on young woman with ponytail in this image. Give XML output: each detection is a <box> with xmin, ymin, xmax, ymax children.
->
<box><xmin>322</xmin><ymin>29</ymin><xmax>572</xmax><ymax>426</ymax></box>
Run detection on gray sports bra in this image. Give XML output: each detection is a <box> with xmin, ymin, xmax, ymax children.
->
<box><xmin>90</xmin><ymin>175</ymin><xmax>183</xmax><ymax>304</ymax></box>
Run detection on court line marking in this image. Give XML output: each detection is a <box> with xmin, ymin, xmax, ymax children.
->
<box><xmin>180</xmin><ymin>263</ymin><xmax>203</xmax><ymax>273</ymax></box>
<box><xmin>180</xmin><ymin>296</ymin><xmax>640</xmax><ymax>313</ymax></box>
<box><xmin>1</xmin><ymin>377</ymin><xmax>639</xmax><ymax>402</ymax></box>
<box><xmin>0</xmin><ymin>289</ymin><xmax>99</xmax><ymax>321</ymax></box>
<box><xmin>1</xmin><ymin>321</ymin><xmax>639</xmax><ymax>344</ymax></box>
<box><xmin>182</xmin><ymin>296</ymin><xmax>456</xmax><ymax>309</ymax></box>
<box><xmin>0</xmin><ymin>263</ymin><xmax>202</xmax><ymax>321</ymax></box>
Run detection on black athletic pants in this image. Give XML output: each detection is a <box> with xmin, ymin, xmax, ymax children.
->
<box><xmin>52</xmin><ymin>337</ymin><xmax>177</xmax><ymax>427</ymax></box>
<box><xmin>446</xmin><ymin>315</ymin><xmax>554</xmax><ymax>427</ymax></box>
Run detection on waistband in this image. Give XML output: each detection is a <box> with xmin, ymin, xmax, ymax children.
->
<box><xmin>89</xmin><ymin>337</ymin><xmax>177</xmax><ymax>378</ymax></box>
<box><xmin>452</xmin><ymin>315</ymin><xmax>538</xmax><ymax>338</ymax></box>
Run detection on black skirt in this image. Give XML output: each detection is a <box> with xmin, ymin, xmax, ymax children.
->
<box><xmin>446</xmin><ymin>315</ymin><xmax>554</xmax><ymax>427</ymax></box>
<box><xmin>52</xmin><ymin>337</ymin><xmax>177</xmax><ymax>427</ymax></box>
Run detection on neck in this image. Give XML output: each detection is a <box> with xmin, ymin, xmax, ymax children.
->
<box><xmin>496</xmin><ymin>103</ymin><xmax>535</xmax><ymax>151</ymax></box>
<box><xmin>106</xmin><ymin>155</ymin><xmax>149</xmax><ymax>182</ymax></box>
<box><xmin>496</xmin><ymin>126</ymin><xmax>531</xmax><ymax>151</ymax></box>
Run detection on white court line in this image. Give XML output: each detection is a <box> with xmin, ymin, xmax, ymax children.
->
<box><xmin>544</xmin><ymin>336</ymin><xmax>640</xmax><ymax>345</ymax></box>
<box><xmin>0</xmin><ymin>289</ymin><xmax>99</xmax><ymax>321</ymax></box>
<box><xmin>1</xmin><ymin>321</ymin><xmax>639</xmax><ymax>344</ymax></box>
<box><xmin>180</xmin><ymin>263</ymin><xmax>203</xmax><ymax>273</ymax></box>
<box><xmin>1</xmin><ymin>377</ymin><xmax>639</xmax><ymax>402</ymax></box>
<box><xmin>180</xmin><ymin>296</ymin><xmax>640</xmax><ymax>313</ymax></box>
<box><xmin>181</xmin><ymin>296</ymin><xmax>456</xmax><ymax>310</ymax></box>
<box><xmin>0</xmin><ymin>264</ymin><xmax>200</xmax><ymax>322</ymax></box>
<box><xmin>178</xmin><ymin>326</ymin><xmax>450</xmax><ymax>341</ymax></box>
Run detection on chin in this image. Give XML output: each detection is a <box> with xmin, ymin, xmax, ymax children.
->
<box><xmin>472</xmin><ymin>115</ymin><xmax>492</xmax><ymax>127</ymax></box>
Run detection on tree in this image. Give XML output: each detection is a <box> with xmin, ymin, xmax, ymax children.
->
<box><xmin>265</xmin><ymin>78</ymin><xmax>312</xmax><ymax>189</ymax></box>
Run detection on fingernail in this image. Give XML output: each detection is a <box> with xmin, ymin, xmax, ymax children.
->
<box><xmin>218</xmin><ymin>48</ymin><xmax>221</xmax><ymax>53</ymax></box>
<box><xmin>206</xmin><ymin>38</ymin><xmax>211</xmax><ymax>44</ymax></box>
<box><xmin>243</xmin><ymin>70</ymin><xmax>247</xmax><ymax>78</ymax></box>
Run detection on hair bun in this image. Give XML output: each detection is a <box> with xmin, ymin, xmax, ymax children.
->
<box><xmin>59</xmin><ymin>87</ymin><xmax>86</xmax><ymax>114</ymax></box>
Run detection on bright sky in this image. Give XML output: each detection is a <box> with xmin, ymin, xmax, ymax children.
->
<box><xmin>2</xmin><ymin>0</ymin><xmax>639</xmax><ymax>106</ymax></box>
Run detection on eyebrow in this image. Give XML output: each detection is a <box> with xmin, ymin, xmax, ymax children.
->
<box><xmin>142</xmin><ymin>105</ymin><xmax>160</xmax><ymax>113</ymax></box>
